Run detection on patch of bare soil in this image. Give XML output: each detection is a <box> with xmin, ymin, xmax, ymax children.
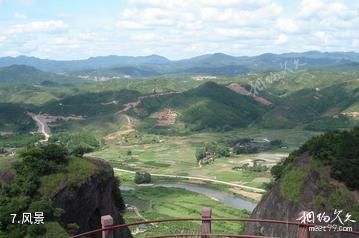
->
<box><xmin>104</xmin><ymin>115</ymin><xmax>135</xmax><ymax>140</ymax></box>
<box><xmin>226</xmin><ymin>83</ymin><xmax>272</xmax><ymax>106</ymax></box>
<box><xmin>118</xmin><ymin>91</ymin><xmax>179</xmax><ymax>116</ymax></box>
<box><xmin>28</xmin><ymin>113</ymin><xmax>85</xmax><ymax>142</ymax></box>
<box><xmin>229</xmin><ymin>187</ymin><xmax>263</xmax><ymax>202</ymax></box>
<box><xmin>104</xmin><ymin>129</ymin><xmax>135</xmax><ymax>141</ymax></box>
<box><xmin>342</xmin><ymin>111</ymin><xmax>359</xmax><ymax>118</ymax></box>
<box><xmin>186</xmin><ymin>180</ymin><xmax>206</xmax><ymax>185</ymax></box>
<box><xmin>30</xmin><ymin>113</ymin><xmax>84</xmax><ymax>127</ymax></box>
<box><xmin>151</xmin><ymin>108</ymin><xmax>178</xmax><ymax>126</ymax></box>
<box><xmin>0</xmin><ymin>131</ymin><xmax>14</xmax><ymax>137</ymax></box>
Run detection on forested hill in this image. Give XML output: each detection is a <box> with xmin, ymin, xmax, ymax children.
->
<box><xmin>136</xmin><ymin>81</ymin><xmax>267</xmax><ymax>131</ymax></box>
<box><xmin>0</xmin><ymin>65</ymin><xmax>86</xmax><ymax>85</ymax></box>
<box><xmin>0</xmin><ymin>65</ymin><xmax>63</xmax><ymax>84</ymax></box>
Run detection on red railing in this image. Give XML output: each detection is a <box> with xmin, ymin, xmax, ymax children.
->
<box><xmin>70</xmin><ymin>208</ymin><xmax>359</xmax><ymax>238</ymax></box>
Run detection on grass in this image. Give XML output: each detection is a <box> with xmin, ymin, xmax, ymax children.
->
<box><xmin>39</xmin><ymin>157</ymin><xmax>98</xmax><ymax>197</ymax></box>
<box><xmin>91</xmin><ymin>128</ymin><xmax>316</xmax><ymax>193</ymax></box>
<box><xmin>122</xmin><ymin>187</ymin><xmax>250</xmax><ymax>237</ymax></box>
<box><xmin>0</xmin><ymin>133</ymin><xmax>43</xmax><ymax>148</ymax></box>
<box><xmin>279</xmin><ymin>166</ymin><xmax>310</xmax><ymax>204</ymax></box>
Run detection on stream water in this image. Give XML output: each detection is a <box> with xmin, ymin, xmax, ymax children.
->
<box><xmin>120</xmin><ymin>183</ymin><xmax>257</xmax><ymax>211</ymax></box>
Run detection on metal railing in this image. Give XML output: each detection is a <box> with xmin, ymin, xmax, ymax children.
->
<box><xmin>70</xmin><ymin>208</ymin><xmax>359</xmax><ymax>238</ymax></box>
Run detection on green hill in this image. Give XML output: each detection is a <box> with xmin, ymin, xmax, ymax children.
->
<box><xmin>260</xmin><ymin>82</ymin><xmax>358</xmax><ymax>129</ymax></box>
<box><xmin>0</xmin><ymin>103</ymin><xmax>34</xmax><ymax>133</ymax></box>
<box><xmin>0</xmin><ymin>65</ymin><xmax>62</xmax><ymax>84</ymax></box>
<box><xmin>0</xmin><ymin>65</ymin><xmax>87</xmax><ymax>86</ymax></box>
<box><xmin>138</xmin><ymin>81</ymin><xmax>267</xmax><ymax>131</ymax></box>
<box><xmin>39</xmin><ymin>89</ymin><xmax>141</xmax><ymax>116</ymax></box>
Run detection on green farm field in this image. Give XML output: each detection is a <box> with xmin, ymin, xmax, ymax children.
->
<box><xmin>121</xmin><ymin>187</ymin><xmax>251</xmax><ymax>237</ymax></box>
<box><xmin>90</xmin><ymin>127</ymin><xmax>319</xmax><ymax>199</ymax></box>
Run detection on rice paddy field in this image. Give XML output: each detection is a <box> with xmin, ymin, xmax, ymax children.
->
<box><xmin>90</xmin><ymin>128</ymin><xmax>318</xmax><ymax>192</ymax></box>
<box><xmin>121</xmin><ymin>187</ymin><xmax>251</xmax><ymax>237</ymax></box>
<box><xmin>87</xmin><ymin>127</ymin><xmax>319</xmax><ymax>236</ymax></box>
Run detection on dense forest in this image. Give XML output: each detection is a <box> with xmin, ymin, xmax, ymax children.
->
<box><xmin>272</xmin><ymin>127</ymin><xmax>359</xmax><ymax>190</ymax></box>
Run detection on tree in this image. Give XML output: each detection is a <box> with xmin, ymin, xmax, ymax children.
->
<box><xmin>270</xmin><ymin>139</ymin><xmax>283</xmax><ymax>147</ymax></box>
<box><xmin>134</xmin><ymin>171</ymin><xmax>151</xmax><ymax>184</ymax></box>
<box><xmin>42</xmin><ymin>143</ymin><xmax>69</xmax><ymax>163</ymax></box>
<box><xmin>28</xmin><ymin>199</ymin><xmax>54</xmax><ymax>218</ymax></box>
<box><xmin>195</xmin><ymin>147</ymin><xmax>206</xmax><ymax>161</ymax></box>
<box><xmin>214</xmin><ymin>143</ymin><xmax>230</xmax><ymax>157</ymax></box>
<box><xmin>271</xmin><ymin>164</ymin><xmax>284</xmax><ymax>180</ymax></box>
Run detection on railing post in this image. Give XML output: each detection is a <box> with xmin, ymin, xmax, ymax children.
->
<box><xmin>297</xmin><ymin>211</ymin><xmax>310</xmax><ymax>238</ymax></box>
<box><xmin>101</xmin><ymin>215</ymin><xmax>114</xmax><ymax>238</ymax></box>
<box><xmin>298</xmin><ymin>224</ymin><xmax>310</xmax><ymax>238</ymax></box>
<box><xmin>201</xmin><ymin>207</ymin><xmax>212</xmax><ymax>238</ymax></box>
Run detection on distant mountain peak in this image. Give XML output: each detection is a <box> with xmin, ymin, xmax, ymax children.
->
<box><xmin>1</xmin><ymin>51</ymin><xmax>359</xmax><ymax>73</ymax></box>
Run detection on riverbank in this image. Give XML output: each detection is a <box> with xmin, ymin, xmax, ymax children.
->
<box><xmin>121</xmin><ymin>183</ymin><xmax>257</xmax><ymax>211</ymax></box>
<box><xmin>116</xmin><ymin>170</ymin><xmax>263</xmax><ymax>202</ymax></box>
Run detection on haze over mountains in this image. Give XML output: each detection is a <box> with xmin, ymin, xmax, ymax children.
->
<box><xmin>1</xmin><ymin>51</ymin><xmax>359</xmax><ymax>76</ymax></box>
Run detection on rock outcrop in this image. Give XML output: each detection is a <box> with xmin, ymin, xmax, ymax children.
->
<box><xmin>245</xmin><ymin>154</ymin><xmax>358</xmax><ymax>238</ymax></box>
<box><xmin>52</xmin><ymin>157</ymin><xmax>131</xmax><ymax>238</ymax></box>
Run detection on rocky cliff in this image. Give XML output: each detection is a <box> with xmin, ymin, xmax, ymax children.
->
<box><xmin>52</xmin><ymin>157</ymin><xmax>132</xmax><ymax>238</ymax></box>
<box><xmin>245</xmin><ymin>153</ymin><xmax>359</xmax><ymax>238</ymax></box>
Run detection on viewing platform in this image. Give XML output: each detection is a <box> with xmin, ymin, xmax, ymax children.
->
<box><xmin>71</xmin><ymin>208</ymin><xmax>359</xmax><ymax>238</ymax></box>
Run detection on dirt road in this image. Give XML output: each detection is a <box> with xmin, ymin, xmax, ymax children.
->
<box><xmin>118</xmin><ymin>91</ymin><xmax>179</xmax><ymax>114</ymax></box>
<box><xmin>28</xmin><ymin>113</ymin><xmax>51</xmax><ymax>142</ymax></box>
<box><xmin>114</xmin><ymin>168</ymin><xmax>266</xmax><ymax>193</ymax></box>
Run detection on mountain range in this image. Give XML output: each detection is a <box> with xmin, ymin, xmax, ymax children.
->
<box><xmin>1</xmin><ymin>51</ymin><xmax>359</xmax><ymax>76</ymax></box>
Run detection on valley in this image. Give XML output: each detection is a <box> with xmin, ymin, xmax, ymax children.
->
<box><xmin>1</xmin><ymin>1</ymin><xmax>359</xmax><ymax>237</ymax></box>
<box><xmin>0</xmin><ymin>52</ymin><xmax>358</xmax><ymax>238</ymax></box>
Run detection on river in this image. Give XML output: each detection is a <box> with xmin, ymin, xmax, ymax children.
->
<box><xmin>120</xmin><ymin>183</ymin><xmax>257</xmax><ymax>212</ymax></box>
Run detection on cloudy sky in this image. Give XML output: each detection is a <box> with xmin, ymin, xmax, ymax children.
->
<box><xmin>0</xmin><ymin>0</ymin><xmax>358</xmax><ymax>60</ymax></box>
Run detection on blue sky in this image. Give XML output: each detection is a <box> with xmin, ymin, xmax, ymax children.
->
<box><xmin>0</xmin><ymin>0</ymin><xmax>358</xmax><ymax>60</ymax></box>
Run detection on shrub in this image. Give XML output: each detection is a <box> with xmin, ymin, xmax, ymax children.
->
<box><xmin>42</xmin><ymin>144</ymin><xmax>69</xmax><ymax>164</ymax></box>
<box><xmin>134</xmin><ymin>171</ymin><xmax>151</xmax><ymax>184</ymax></box>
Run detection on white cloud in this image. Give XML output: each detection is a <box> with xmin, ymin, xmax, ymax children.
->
<box><xmin>353</xmin><ymin>39</ymin><xmax>359</xmax><ymax>47</ymax></box>
<box><xmin>117</xmin><ymin>0</ymin><xmax>282</xmax><ymax>31</ymax></box>
<box><xmin>117</xmin><ymin>20</ymin><xmax>148</xmax><ymax>30</ymax></box>
<box><xmin>129</xmin><ymin>0</ymin><xmax>272</xmax><ymax>9</ymax></box>
<box><xmin>276</xmin><ymin>18</ymin><xmax>302</xmax><ymax>33</ymax></box>
<box><xmin>313</xmin><ymin>31</ymin><xmax>330</xmax><ymax>44</ymax></box>
<box><xmin>299</xmin><ymin>0</ymin><xmax>325</xmax><ymax>17</ymax></box>
<box><xmin>1</xmin><ymin>0</ymin><xmax>358</xmax><ymax>59</ymax></box>
<box><xmin>7</xmin><ymin>20</ymin><xmax>68</xmax><ymax>34</ymax></box>
<box><xmin>130</xmin><ymin>33</ymin><xmax>156</xmax><ymax>41</ymax></box>
<box><xmin>14</xmin><ymin>12</ymin><xmax>27</xmax><ymax>19</ymax></box>
<box><xmin>275</xmin><ymin>34</ymin><xmax>288</xmax><ymax>45</ymax></box>
<box><xmin>215</xmin><ymin>28</ymin><xmax>269</xmax><ymax>38</ymax></box>
<box><xmin>299</xmin><ymin>0</ymin><xmax>355</xmax><ymax>19</ymax></box>
<box><xmin>199</xmin><ymin>3</ymin><xmax>282</xmax><ymax>25</ymax></box>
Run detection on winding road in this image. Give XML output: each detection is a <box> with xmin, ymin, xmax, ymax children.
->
<box><xmin>28</xmin><ymin>113</ymin><xmax>50</xmax><ymax>143</ymax></box>
<box><xmin>117</xmin><ymin>91</ymin><xmax>179</xmax><ymax>114</ymax></box>
<box><xmin>113</xmin><ymin>168</ymin><xmax>266</xmax><ymax>193</ymax></box>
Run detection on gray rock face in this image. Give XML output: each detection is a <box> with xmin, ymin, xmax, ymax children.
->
<box><xmin>245</xmin><ymin>155</ymin><xmax>358</xmax><ymax>238</ymax></box>
<box><xmin>52</xmin><ymin>158</ymin><xmax>132</xmax><ymax>238</ymax></box>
